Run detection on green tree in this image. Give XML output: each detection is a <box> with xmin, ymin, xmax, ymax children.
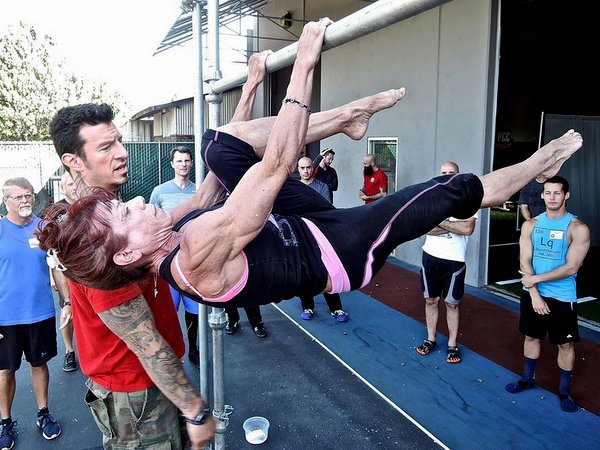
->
<box><xmin>0</xmin><ymin>22</ymin><xmax>128</xmax><ymax>141</ymax></box>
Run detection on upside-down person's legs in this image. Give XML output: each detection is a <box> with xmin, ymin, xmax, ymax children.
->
<box><xmin>305</xmin><ymin>173</ymin><xmax>484</xmax><ymax>292</ymax></box>
<box><xmin>202</xmin><ymin>129</ymin><xmax>335</xmax><ymax>215</ymax></box>
<box><xmin>208</xmin><ymin>17</ymin><xmax>335</xmax><ymax>237</ymax></box>
<box><xmin>219</xmin><ymin>88</ymin><xmax>406</xmax><ymax>158</ymax></box>
<box><xmin>204</xmin><ymin>52</ymin><xmax>405</xmax><ymax>216</ymax></box>
<box><xmin>479</xmin><ymin>129</ymin><xmax>583</xmax><ymax>207</ymax></box>
<box><xmin>259</xmin><ymin>19</ymin><xmax>328</xmax><ymax>172</ymax></box>
<box><xmin>229</xmin><ymin>50</ymin><xmax>272</xmax><ymax>124</ymax></box>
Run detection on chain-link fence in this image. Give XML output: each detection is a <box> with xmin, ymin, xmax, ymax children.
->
<box><xmin>0</xmin><ymin>141</ymin><xmax>195</xmax><ymax>216</ymax></box>
<box><xmin>120</xmin><ymin>142</ymin><xmax>196</xmax><ymax>201</ymax></box>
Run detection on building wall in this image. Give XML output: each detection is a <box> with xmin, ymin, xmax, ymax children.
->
<box><xmin>151</xmin><ymin>100</ymin><xmax>195</xmax><ymax>140</ymax></box>
<box><xmin>124</xmin><ymin>120</ymin><xmax>153</xmax><ymax>142</ymax></box>
<box><xmin>258</xmin><ymin>0</ymin><xmax>495</xmax><ymax>286</ymax></box>
<box><xmin>318</xmin><ymin>0</ymin><xmax>494</xmax><ymax>286</ymax></box>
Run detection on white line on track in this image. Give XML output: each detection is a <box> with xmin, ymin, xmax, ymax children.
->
<box><xmin>273</xmin><ymin>303</ymin><xmax>450</xmax><ymax>450</ymax></box>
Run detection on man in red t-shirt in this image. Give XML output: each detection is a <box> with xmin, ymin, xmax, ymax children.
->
<box><xmin>45</xmin><ymin>49</ymin><xmax>275</xmax><ymax>450</ymax></box>
<box><xmin>48</xmin><ymin>102</ymin><xmax>215</xmax><ymax>448</ymax></box>
<box><xmin>359</xmin><ymin>154</ymin><xmax>388</xmax><ymax>204</ymax></box>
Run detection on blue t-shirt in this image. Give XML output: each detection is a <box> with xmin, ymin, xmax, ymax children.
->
<box><xmin>518</xmin><ymin>179</ymin><xmax>545</xmax><ymax>218</ymax></box>
<box><xmin>149</xmin><ymin>180</ymin><xmax>196</xmax><ymax>213</ymax></box>
<box><xmin>307</xmin><ymin>178</ymin><xmax>331</xmax><ymax>201</ymax></box>
<box><xmin>531</xmin><ymin>212</ymin><xmax>577</xmax><ymax>302</ymax></box>
<box><xmin>0</xmin><ymin>216</ymin><xmax>55</xmax><ymax>325</ymax></box>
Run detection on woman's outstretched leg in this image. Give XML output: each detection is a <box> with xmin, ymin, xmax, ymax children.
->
<box><xmin>479</xmin><ymin>129</ymin><xmax>583</xmax><ymax>207</ymax></box>
<box><xmin>220</xmin><ymin>88</ymin><xmax>406</xmax><ymax>157</ymax></box>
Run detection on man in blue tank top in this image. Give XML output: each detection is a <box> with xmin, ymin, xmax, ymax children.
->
<box><xmin>506</xmin><ymin>176</ymin><xmax>590</xmax><ymax>412</ymax></box>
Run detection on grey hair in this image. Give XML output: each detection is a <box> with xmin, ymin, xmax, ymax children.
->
<box><xmin>3</xmin><ymin>177</ymin><xmax>34</xmax><ymax>199</ymax></box>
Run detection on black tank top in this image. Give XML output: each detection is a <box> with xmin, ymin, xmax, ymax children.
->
<box><xmin>159</xmin><ymin>203</ymin><xmax>328</xmax><ymax>308</ymax></box>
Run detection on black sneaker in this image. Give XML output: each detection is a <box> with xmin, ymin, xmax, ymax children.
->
<box><xmin>0</xmin><ymin>419</ymin><xmax>17</xmax><ymax>450</ymax></box>
<box><xmin>253</xmin><ymin>323</ymin><xmax>268</xmax><ymax>338</ymax></box>
<box><xmin>188</xmin><ymin>349</ymin><xmax>200</xmax><ymax>368</ymax></box>
<box><xmin>63</xmin><ymin>351</ymin><xmax>77</xmax><ymax>372</ymax></box>
<box><xmin>225</xmin><ymin>321</ymin><xmax>239</xmax><ymax>335</ymax></box>
<box><xmin>36</xmin><ymin>409</ymin><xmax>61</xmax><ymax>440</ymax></box>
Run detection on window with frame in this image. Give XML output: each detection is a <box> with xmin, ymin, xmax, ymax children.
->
<box><xmin>367</xmin><ymin>137</ymin><xmax>397</xmax><ymax>193</ymax></box>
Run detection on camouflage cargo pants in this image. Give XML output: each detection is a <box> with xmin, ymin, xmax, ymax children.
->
<box><xmin>85</xmin><ymin>379</ymin><xmax>186</xmax><ymax>449</ymax></box>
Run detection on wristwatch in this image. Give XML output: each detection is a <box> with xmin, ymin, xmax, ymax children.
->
<box><xmin>182</xmin><ymin>407</ymin><xmax>212</xmax><ymax>425</ymax></box>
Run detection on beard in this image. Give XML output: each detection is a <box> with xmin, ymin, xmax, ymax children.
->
<box><xmin>18</xmin><ymin>207</ymin><xmax>33</xmax><ymax>218</ymax></box>
<box><xmin>363</xmin><ymin>166</ymin><xmax>374</xmax><ymax>177</ymax></box>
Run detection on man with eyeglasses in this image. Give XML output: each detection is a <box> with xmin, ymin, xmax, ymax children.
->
<box><xmin>0</xmin><ymin>178</ymin><xmax>62</xmax><ymax>450</ymax></box>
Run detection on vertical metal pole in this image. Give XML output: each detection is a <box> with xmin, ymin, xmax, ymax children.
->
<box><xmin>157</xmin><ymin>141</ymin><xmax>162</xmax><ymax>183</ymax></box>
<box><xmin>192</xmin><ymin>0</ymin><xmax>210</xmax><ymax>404</ymax></box>
<box><xmin>205</xmin><ymin>1</ymin><xmax>226</xmax><ymax>449</ymax></box>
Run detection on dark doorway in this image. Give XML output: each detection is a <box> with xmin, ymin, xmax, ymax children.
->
<box><xmin>490</xmin><ymin>0</ymin><xmax>600</xmax><ymax>301</ymax></box>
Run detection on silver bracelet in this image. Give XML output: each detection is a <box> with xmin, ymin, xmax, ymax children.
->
<box><xmin>282</xmin><ymin>97</ymin><xmax>311</xmax><ymax>113</ymax></box>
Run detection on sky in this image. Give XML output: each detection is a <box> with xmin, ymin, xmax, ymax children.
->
<box><xmin>1</xmin><ymin>0</ymin><xmax>240</xmax><ymax>116</ymax></box>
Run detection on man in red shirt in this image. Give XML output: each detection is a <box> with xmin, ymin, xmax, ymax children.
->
<box><xmin>45</xmin><ymin>47</ymin><xmax>277</xmax><ymax>450</ymax></box>
<box><xmin>359</xmin><ymin>154</ymin><xmax>388</xmax><ymax>204</ymax></box>
<box><xmin>48</xmin><ymin>102</ymin><xmax>216</xmax><ymax>448</ymax></box>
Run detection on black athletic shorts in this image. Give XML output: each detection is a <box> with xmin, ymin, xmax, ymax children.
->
<box><xmin>420</xmin><ymin>252</ymin><xmax>466</xmax><ymax>304</ymax></box>
<box><xmin>0</xmin><ymin>317</ymin><xmax>57</xmax><ymax>370</ymax></box>
<box><xmin>519</xmin><ymin>290</ymin><xmax>580</xmax><ymax>345</ymax></box>
<box><xmin>202</xmin><ymin>129</ymin><xmax>334</xmax><ymax>215</ymax></box>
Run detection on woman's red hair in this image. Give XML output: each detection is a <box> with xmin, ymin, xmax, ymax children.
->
<box><xmin>36</xmin><ymin>188</ymin><xmax>151</xmax><ymax>289</ymax></box>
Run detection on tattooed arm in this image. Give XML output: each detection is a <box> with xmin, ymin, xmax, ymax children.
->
<box><xmin>98</xmin><ymin>294</ymin><xmax>215</xmax><ymax>447</ymax></box>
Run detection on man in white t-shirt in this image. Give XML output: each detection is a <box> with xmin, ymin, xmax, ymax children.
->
<box><xmin>416</xmin><ymin>161</ymin><xmax>477</xmax><ymax>364</ymax></box>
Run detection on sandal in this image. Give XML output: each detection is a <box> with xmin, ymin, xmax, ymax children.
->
<box><xmin>446</xmin><ymin>346</ymin><xmax>461</xmax><ymax>364</ymax></box>
<box><xmin>416</xmin><ymin>339</ymin><xmax>437</xmax><ymax>356</ymax></box>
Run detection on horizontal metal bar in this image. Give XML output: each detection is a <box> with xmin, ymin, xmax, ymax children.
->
<box><xmin>209</xmin><ymin>0</ymin><xmax>451</xmax><ymax>94</ymax></box>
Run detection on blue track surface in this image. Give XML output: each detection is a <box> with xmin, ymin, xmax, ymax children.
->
<box><xmin>276</xmin><ymin>291</ymin><xmax>600</xmax><ymax>450</ymax></box>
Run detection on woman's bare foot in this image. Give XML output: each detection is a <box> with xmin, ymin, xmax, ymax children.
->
<box><xmin>480</xmin><ymin>128</ymin><xmax>583</xmax><ymax>207</ymax></box>
<box><xmin>246</xmin><ymin>50</ymin><xmax>272</xmax><ymax>87</ymax></box>
<box><xmin>343</xmin><ymin>88</ymin><xmax>407</xmax><ymax>140</ymax></box>
<box><xmin>296</xmin><ymin>18</ymin><xmax>334</xmax><ymax>69</ymax></box>
<box><xmin>230</xmin><ymin>50</ymin><xmax>273</xmax><ymax>123</ymax></box>
<box><xmin>535</xmin><ymin>129</ymin><xmax>583</xmax><ymax>181</ymax></box>
<box><xmin>227</xmin><ymin>88</ymin><xmax>407</xmax><ymax>156</ymax></box>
